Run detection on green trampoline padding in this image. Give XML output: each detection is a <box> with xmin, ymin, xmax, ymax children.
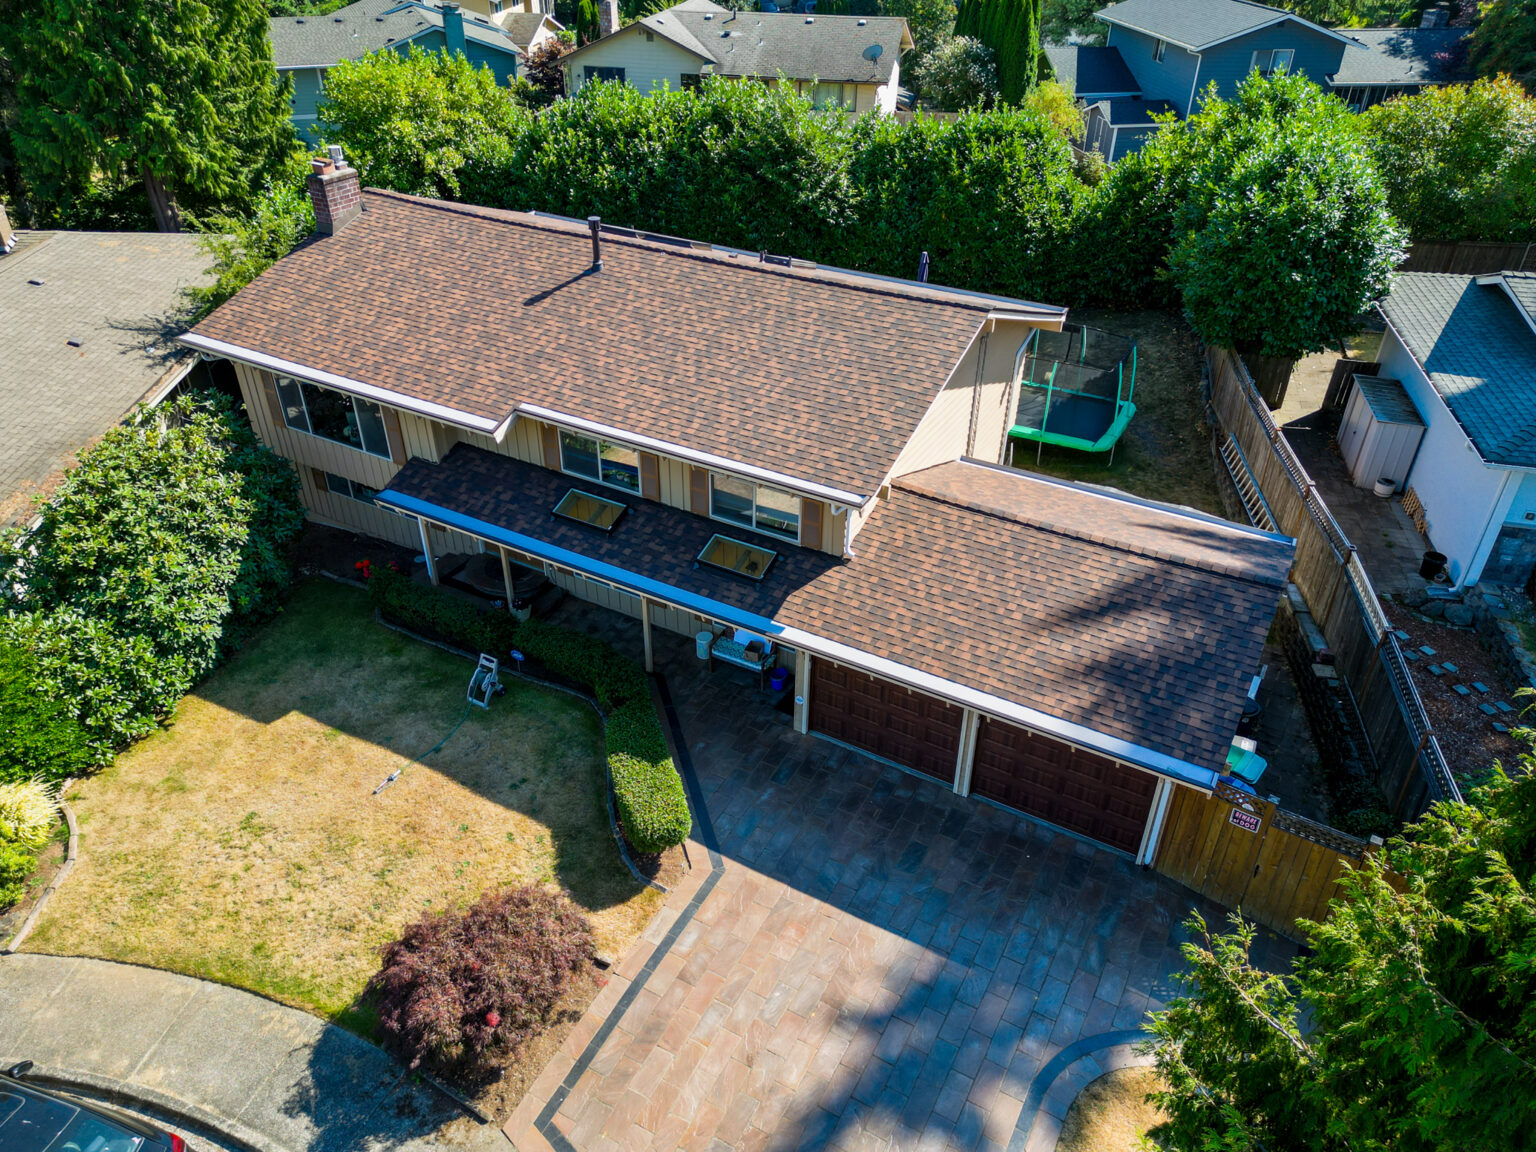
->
<box><xmin>1009</xmin><ymin>324</ymin><xmax>1137</xmax><ymax>454</ymax></box>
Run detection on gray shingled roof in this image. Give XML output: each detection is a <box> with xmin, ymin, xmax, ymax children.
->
<box><xmin>1379</xmin><ymin>272</ymin><xmax>1536</xmax><ymax>467</ymax></box>
<box><xmin>1500</xmin><ymin>271</ymin><xmax>1536</xmax><ymax>323</ymax></box>
<box><xmin>1333</xmin><ymin>27</ymin><xmax>1470</xmax><ymax>85</ymax></box>
<box><xmin>1088</xmin><ymin>96</ymin><xmax>1179</xmax><ymax>125</ymax></box>
<box><xmin>1095</xmin><ymin>0</ymin><xmax>1351</xmax><ymax>50</ymax></box>
<box><xmin>590</xmin><ymin>0</ymin><xmax>911</xmax><ymax>84</ymax></box>
<box><xmin>270</xmin><ymin>0</ymin><xmax>518</xmax><ymax>69</ymax></box>
<box><xmin>1355</xmin><ymin>375</ymin><xmax>1424</xmax><ymax>426</ymax></box>
<box><xmin>499</xmin><ymin>10</ymin><xmax>560</xmax><ymax>51</ymax></box>
<box><xmin>1044</xmin><ymin>45</ymin><xmax>1140</xmax><ymax>97</ymax></box>
<box><xmin>0</xmin><ymin>232</ymin><xmax>212</xmax><ymax>527</ymax></box>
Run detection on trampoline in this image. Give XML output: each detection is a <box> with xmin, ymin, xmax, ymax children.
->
<box><xmin>1009</xmin><ymin>323</ymin><xmax>1137</xmax><ymax>460</ymax></box>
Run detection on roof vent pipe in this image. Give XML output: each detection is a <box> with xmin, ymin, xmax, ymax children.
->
<box><xmin>917</xmin><ymin>250</ymin><xmax>930</xmax><ymax>283</ymax></box>
<box><xmin>588</xmin><ymin>216</ymin><xmax>603</xmax><ymax>271</ymax></box>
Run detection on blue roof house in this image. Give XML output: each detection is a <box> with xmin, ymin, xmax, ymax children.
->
<box><xmin>1374</xmin><ymin>271</ymin><xmax>1536</xmax><ymax>588</ymax></box>
<box><xmin>271</xmin><ymin>0</ymin><xmax>522</xmax><ymax>141</ymax></box>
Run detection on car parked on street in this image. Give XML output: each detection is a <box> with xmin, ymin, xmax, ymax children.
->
<box><xmin>0</xmin><ymin>1062</ymin><xmax>189</xmax><ymax>1152</ymax></box>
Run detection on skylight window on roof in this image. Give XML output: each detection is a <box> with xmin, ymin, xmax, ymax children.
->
<box><xmin>553</xmin><ymin>488</ymin><xmax>627</xmax><ymax>532</ymax></box>
<box><xmin>697</xmin><ymin>534</ymin><xmax>778</xmax><ymax>581</ymax></box>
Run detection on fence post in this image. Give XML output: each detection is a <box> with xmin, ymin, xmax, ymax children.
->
<box><xmin>1394</xmin><ymin>732</ymin><xmax>1431</xmax><ymax>817</ymax></box>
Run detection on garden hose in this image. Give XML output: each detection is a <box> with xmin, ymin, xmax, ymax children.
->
<box><xmin>371</xmin><ymin>702</ymin><xmax>473</xmax><ymax>795</ymax></box>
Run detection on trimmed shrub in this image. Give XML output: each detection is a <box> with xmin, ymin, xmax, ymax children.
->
<box><xmin>0</xmin><ymin>640</ymin><xmax>94</xmax><ymax>784</ymax></box>
<box><xmin>367</xmin><ymin>884</ymin><xmax>593</xmax><ymax>1070</ymax></box>
<box><xmin>0</xmin><ymin>778</ymin><xmax>62</xmax><ymax>850</ymax></box>
<box><xmin>367</xmin><ymin>566</ymin><xmax>519</xmax><ymax>655</ymax></box>
<box><xmin>609</xmin><ymin>750</ymin><xmax>692</xmax><ymax>854</ymax></box>
<box><xmin>0</xmin><ymin>841</ymin><xmax>35</xmax><ymax>910</ymax></box>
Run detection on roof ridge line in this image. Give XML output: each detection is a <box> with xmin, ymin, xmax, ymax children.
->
<box><xmin>355</xmin><ymin>189</ymin><xmax>1048</xmax><ymax>316</ymax></box>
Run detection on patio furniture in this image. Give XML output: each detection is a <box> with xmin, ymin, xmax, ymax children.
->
<box><xmin>709</xmin><ymin>629</ymin><xmax>776</xmax><ymax>688</ymax></box>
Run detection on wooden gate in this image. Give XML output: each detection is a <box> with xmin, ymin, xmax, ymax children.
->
<box><xmin>1154</xmin><ymin>781</ymin><xmax>1377</xmax><ymax>940</ymax></box>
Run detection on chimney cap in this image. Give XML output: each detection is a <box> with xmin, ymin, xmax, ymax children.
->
<box><xmin>327</xmin><ymin>144</ymin><xmax>348</xmax><ymax>170</ymax></box>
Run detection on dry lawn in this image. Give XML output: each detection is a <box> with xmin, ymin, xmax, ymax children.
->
<box><xmin>27</xmin><ymin>579</ymin><xmax>664</xmax><ymax>1026</ymax></box>
<box><xmin>1057</xmin><ymin>1066</ymin><xmax>1169</xmax><ymax>1152</ymax></box>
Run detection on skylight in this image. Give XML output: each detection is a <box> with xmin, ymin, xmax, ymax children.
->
<box><xmin>697</xmin><ymin>534</ymin><xmax>778</xmax><ymax>581</ymax></box>
<box><xmin>553</xmin><ymin>488</ymin><xmax>626</xmax><ymax>532</ymax></box>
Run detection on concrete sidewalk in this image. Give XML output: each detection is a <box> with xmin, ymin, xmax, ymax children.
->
<box><xmin>0</xmin><ymin>953</ymin><xmax>509</xmax><ymax>1152</ymax></box>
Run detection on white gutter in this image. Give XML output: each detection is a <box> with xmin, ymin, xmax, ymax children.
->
<box><xmin>518</xmin><ymin>404</ymin><xmax>872</xmax><ymax>508</ymax></box>
<box><xmin>175</xmin><ymin>333</ymin><xmax>507</xmax><ymax>437</ymax></box>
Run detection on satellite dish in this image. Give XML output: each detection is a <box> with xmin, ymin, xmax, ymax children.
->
<box><xmin>863</xmin><ymin>43</ymin><xmax>883</xmax><ymax>60</ymax></box>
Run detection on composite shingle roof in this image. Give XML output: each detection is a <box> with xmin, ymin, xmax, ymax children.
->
<box><xmin>1379</xmin><ymin>272</ymin><xmax>1536</xmax><ymax>467</ymax></box>
<box><xmin>498</xmin><ymin>10</ymin><xmax>560</xmax><ymax>50</ymax></box>
<box><xmin>270</xmin><ymin>0</ymin><xmax>517</xmax><ymax>69</ymax></box>
<box><xmin>1094</xmin><ymin>0</ymin><xmax>1352</xmax><ymax>50</ymax></box>
<box><xmin>1044</xmin><ymin>45</ymin><xmax>1141</xmax><ymax>97</ymax></box>
<box><xmin>0</xmin><ymin>231</ymin><xmax>212</xmax><ymax>527</ymax></box>
<box><xmin>597</xmin><ymin>0</ymin><xmax>912</xmax><ymax>84</ymax></box>
<box><xmin>187</xmin><ymin>189</ymin><xmax>1064</xmax><ymax>499</ymax></box>
<box><xmin>1332</xmin><ymin>27</ymin><xmax>1469</xmax><ymax>86</ymax></box>
<box><xmin>380</xmin><ymin>448</ymin><xmax>1293</xmax><ymax>775</ymax></box>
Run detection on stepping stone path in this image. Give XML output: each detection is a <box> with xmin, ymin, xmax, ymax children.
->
<box><xmin>1495</xmin><ymin>723</ymin><xmax>1510</xmax><ymax>733</ymax></box>
<box><xmin>1420</xmin><ymin>646</ymin><xmax>1437</xmax><ymax>657</ymax></box>
<box><xmin>1394</xmin><ymin>630</ymin><xmax>1410</xmax><ymax>642</ymax></box>
<box><xmin>1473</xmin><ymin>682</ymin><xmax>1490</xmax><ymax>693</ymax></box>
<box><xmin>1497</xmin><ymin>701</ymin><xmax>1515</xmax><ymax>713</ymax></box>
<box><xmin>1428</xmin><ymin>664</ymin><xmax>1444</xmax><ymax>675</ymax></box>
<box><xmin>1480</xmin><ymin>703</ymin><xmax>1498</xmax><ymax>715</ymax></box>
<box><xmin>1455</xmin><ymin>685</ymin><xmax>1471</xmax><ymax>696</ymax></box>
<box><xmin>1442</xmin><ymin>662</ymin><xmax>1459</xmax><ymax>674</ymax></box>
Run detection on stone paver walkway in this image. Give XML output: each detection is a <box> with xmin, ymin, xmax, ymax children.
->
<box><xmin>0</xmin><ymin>953</ymin><xmax>506</xmax><ymax>1152</ymax></box>
<box><xmin>508</xmin><ymin>609</ymin><xmax>1295</xmax><ymax>1152</ymax></box>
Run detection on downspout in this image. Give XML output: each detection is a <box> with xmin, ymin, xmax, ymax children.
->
<box><xmin>996</xmin><ymin>335</ymin><xmax>1033</xmax><ymax>463</ymax></box>
<box><xmin>831</xmin><ymin>502</ymin><xmax>856</xmax><ymax>559</ymax></box>
<box><xmin>965</xmin><ymin>320</ymin><xmax>995</xmax><ymax>457</ymax></box>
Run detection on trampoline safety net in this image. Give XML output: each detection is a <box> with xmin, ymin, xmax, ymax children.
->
<box><xmin>1011</xmin><ymin>323</ymin><xmax>1138</xmax><ymax>454</ymax></box>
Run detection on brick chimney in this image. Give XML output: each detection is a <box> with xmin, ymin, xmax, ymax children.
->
<box><xmin>441</xmin><ymin>1</ymin><xmax>467</xmax><ymax>54</ymax></box>
<box><xmin>307</xmin><ymin>147</ymin><xmax>361</xmax><ymax>235</ymax></box>
<box><xmin>597</xmin><ymin>0</ymin><xmax>619</xmax><ymax>38</ymax></box>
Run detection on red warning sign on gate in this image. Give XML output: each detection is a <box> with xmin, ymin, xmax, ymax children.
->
<box><xmin>1228</xmin><ymin>807</ymin><xmax>1262</xmax><ymax>833</ymax></box>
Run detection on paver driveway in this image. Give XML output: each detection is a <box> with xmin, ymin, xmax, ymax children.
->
<box><xmin>509</xmin><ymin>610</ymin><xmax>1293</xmax><ymax>1152</ymax></box>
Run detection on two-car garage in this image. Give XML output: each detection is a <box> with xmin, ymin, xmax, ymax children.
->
<box><xmin>808</xmin><ymin>659</ymin><xmax>1159</xmax><ymax>855</ymax></box>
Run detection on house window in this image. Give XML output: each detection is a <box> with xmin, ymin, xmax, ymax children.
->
<box><xmin>558</xmin><ymin>430</ymin><xmax>641</xmax><ymax>492</ymax></box>
<box><xmin>709</xmin><ymin>474</ymin><xmax>800</xmax><ymax>541</ymax></box>
<box><xmin>810</xmin><ymin>82</ymin><xmax>852</xmax><ymax>109</ymax></box>
<box><xmin>491</xmin><ymin>0</ymin><xmax>503</xmax><ymax>11</ymax></box>
<box><xmin>1249</xmin><ymin>48</ymin><xmax>1294</xmax><ymax>76</ymax></box>
<box><xmin>680</xmin><ymin>73</ymin><xmax>703</xmax><ymax>90</ymax></box>
<box><xmin>585</xmin><ymin>65</ymin><xmax>625</xmax><ymax>82</ymax></box>
<box><xmin>276</xmin><ymin>376</ymin><xmax>391</xmax><ymax>458</ymax></box>
<box><xmin>322</xmin><ymin>471</ymin><xmax>382</xmax><ymax>504</ymax></box>
<box><xmin>1152</xmin><ymin>37</ymin><xmax>1166</xmax><ymax>61</ymax></box>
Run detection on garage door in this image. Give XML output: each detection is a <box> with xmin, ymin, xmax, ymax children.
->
<box><xmin>810</xmin><ymin>661</ymin><xmax>964</xmax><ymax>782</ymax></box>
<box><xmin>971</xmin><ymin>719</ymin><xmax>1157</xmax><ymax>853</ymax></box>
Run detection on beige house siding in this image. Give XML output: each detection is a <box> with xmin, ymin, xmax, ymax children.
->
<box><xmin>566</xmin><ymin>26</ymin><xmax>705</xmax><ymax>95</ymax></box>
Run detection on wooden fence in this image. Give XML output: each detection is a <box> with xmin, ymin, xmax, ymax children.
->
<box><xmin>1400</xmin><ymin>240</ymin><xmax>1536</xmax><ymax>275</ymax></box>
<box><xmin>1155</xmin><ymin>780</ymin><xmax>1379</xmax><ymax>939</ymax></box>
<box><xmin>1207</xmin><ymin>347</ymin><xmax>1460</xmax><ymax>817</ymax></box>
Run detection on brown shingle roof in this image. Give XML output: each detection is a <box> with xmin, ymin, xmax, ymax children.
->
<box><xmin>380</xmin><ymin>448</ymin><xmax>1293</xmax><ymax>774</ymax></box>
<box><xmin>189</xmin><ymin>190</ymin><xmax>1059</xmax><ymax>497</ymax></box>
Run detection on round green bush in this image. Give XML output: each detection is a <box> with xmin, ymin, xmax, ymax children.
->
<box><xmin>609</xmin><ymin>752</ymin><xmax>692</xmax><ymax>855</ymax></box>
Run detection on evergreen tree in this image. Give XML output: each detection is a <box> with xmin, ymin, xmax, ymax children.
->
<box><xmin>1</xmin><ymin>0</ymin><xmax>296</xmax><ymax>231</ymax></box>
<box><xmin>953</xmin><ymin>0</ymin><xmax>1039</xmax><ymax>103</ymax></box>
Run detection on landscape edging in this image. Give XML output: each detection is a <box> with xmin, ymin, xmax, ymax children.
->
<box><xmin>3</xmin><ymin>796</ymin><xmax>79</xmax><ymax>956</ymax></box>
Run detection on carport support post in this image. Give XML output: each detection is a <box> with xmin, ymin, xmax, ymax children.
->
<box><xmin>498</xmin><ymin>546</ymin><xmax>515</xmax><ymax>612</ymax></box>
<box><xmin>416</xmin><ymin>516</ymin><xmax>438</xmax><ymax>585</ymax></box>
<box><xmin>793</xmin><ymin>649</ymin><xmax>811</xmax><ymax>734</ymax></box>
<box><xmin>1136</xmin><ymin>777</ymin><xmax>1174</xmax><ymax>866</ymax></box>
<box><xmin>640</xmin><ymin>595</ymin><xmax>655</xmax><ymax>674</ymax></box>
<box><xmin>953</xmin><ymin>708</ymin><xmax>979</xmax><ymax>796</ymax></box>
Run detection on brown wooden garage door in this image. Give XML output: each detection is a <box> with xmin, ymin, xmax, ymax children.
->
<box><xmin>971</xmin><ymin>719</ymin><xmax>1157</xmax><ymax>853</ymax></box>
<box><xmin>810</xmin><ymin>661</ymin><xmax>964</xmax><ymax>782</ymax></box>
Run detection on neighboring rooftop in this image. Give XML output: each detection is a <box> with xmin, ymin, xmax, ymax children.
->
<box><xmin>1379</xmin><ymin>272</ymin><xmax>1536</xmax><ymax>467</ymax></box>
<box><xmin>380</xmin><ymin>449</ymin><xmax>1293</xmax><ymax>775</ymax></box>
<box><xmin>269</xmin><ymin>0</ymin><xmax>517</xmax><ymax>69</ymax></box>
<box><xmin>1332</xmin><ymin>26</ymin><xmax>1470</xmax><ymax>86</ymax></box>
<box><xmin>603</xmin><ymin>0</ymin><xmax>912</xmax><ymax>84</ymax></box>
<box><xmin>1044</xmin><ymin>44</ymin><xmax>1140</xmax><ymax>96</ymax></box>
<box><xmin>498</xmin><ymin>9</ymin><xmax>560</xmax><ymax>51</ymax></box>
<box><xmin>187</xmin><ymin>189</ymin><xmax>1064</xmax><ymax>500</ymax></box>
<box><xmin>1088</xmin><ymin>96</ymin><xmax>1180</xmax><ymax>125</ymax></box>
<box><xmin>0</xmin><ymin>231</ymin><xmax>212</xmax><ymax>526</ymax></box>
<box><xmin>1094</xmin><ymin>0</ymin><xmax>1353</xmax><ymax>50</ymax></box>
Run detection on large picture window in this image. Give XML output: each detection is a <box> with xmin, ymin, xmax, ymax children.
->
<box><xmin>710</xmin><ymin>474</ymin><xmax>800</xmax><ymax>541</ymax></box>
<box><xmin>276</xmin><ymin>376</ymin><xmax>390</xmax><ymax>458</ymax></box>
<box><xmin>559</xmin><ymin>430</ymin><xmax>641</xmax><ymax>493</ymax></box>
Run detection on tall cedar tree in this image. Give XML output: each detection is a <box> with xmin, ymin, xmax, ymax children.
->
<box><xmin>2</xmin><ymin>0</ymin><xmax>295</xmax><ymax>231</ymax></box>
<box><xmin>955</xmin><ymin>0</ymin><xmax>1040</xmax><ymax>103</ymax></box>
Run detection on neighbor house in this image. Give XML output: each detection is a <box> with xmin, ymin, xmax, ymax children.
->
<box><xmin>1362</xmin><ymin>271</ymin><xmax>1536</xmax><ymax>589</ymax></box>
<box><xmin>1051</xmin><ymin>0</ymin><xmax>1470</xmax><ymax>157</ymax></box>
<box><xmin>178</xmin><ymin>154</ymin><xmax>1295</xmax><ymax>862</ymax></box>
<box><xmin>271</xmin><ymin>0</ymin><xmax>522</xmax><ymax>140</ymax></box>
<box><xmin>563</xmin><ymin>0</ymin><xmax>911</xmax><ymax>113</ymax></box>
<box><xmin>0</xmin><ymin>229</ymin><xmax>216</xmax><ymax>527</ymax></box>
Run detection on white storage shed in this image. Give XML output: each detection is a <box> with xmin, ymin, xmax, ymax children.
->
<box><xmin>1338</xmin><ymin>374</ymin><xmax>1426</xmax><ymax>492</ymax></box>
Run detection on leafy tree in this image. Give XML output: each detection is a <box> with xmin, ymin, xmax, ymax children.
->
<box><xmin>881</xmin><ymin>0</ymin><xmax>959</xmax><ymax>64</ymax></box>
<box><xmin>911</xmin><ymin>35</ymin><xmax>999</xmax><ymax>110</ymax></box>
<box><xmin>521</xmin><ymin>37</ymin><xmax>575</xmax><ymax>105</ymax></box>
<box><xmin>1020</xmin><ymin>78</ymin><xmax>1082</xmax><ymax>137</ymax></box>
<box><xmin>189</xmin><ymin>155</ymin><xmax>315</xmax><ymax>317</ymax></box>
<box><xmin>317</xmin><ymin>47</ymin><xmax>525</xmax><ymax>199</ymax></box>
<box><xmin>1041</xmin><ymin>0</ymin><xmax>1104</xmax><ymax>45</ymax></box>
<box><xmin>0</xmin><ymin>642</ymin><xmax>93</xmax><ymax>785</ymax></box>
<box><xmin>1169</xmin><ymin>73</ymin><xmax>1404</xmax><ymax>358</ymax></box>
<box><xmin>1468</xmin><ymin>0</ymin><xmax>1536</xmax><ymax>90</ymax></box>
<box><xmin>1360</xmin><ymin>76</ymin><xmax>1536</xmax><ymax>243</ymax></box>
<box><xmin>1</xmin><ymin>0</ymin><xmax>296</xmax><ymax>231</ymax></box>
<box><xmin>1147</xmin><ymin>760</ymin><xmax>1536</xmax><ymax>1152</ymax></box>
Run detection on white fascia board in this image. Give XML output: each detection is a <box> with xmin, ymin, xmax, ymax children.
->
<box><xmin>176</xmin><ymin>333</ymin><xmax>508</xmax><ymax>437</ymax></box>
<box><xmin>985</xmin><ymin>309</ymin><xmax>1068</xmax><ymax>325</ymax></box>
<box><xmin>377</xmin><ymin>488</ymin><xmax>1221</xmax><ymax>791</ymax></box>
<box><xmin>517</xmin><ymin>404</ymin><xmax>872</xmax><ymax>507</ymax></box>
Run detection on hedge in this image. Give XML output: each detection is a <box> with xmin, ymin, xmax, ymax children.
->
<box><xmin>368</xmin><ymin>570</ymin><xmax>692</xmax><ymax>854</ymax></box>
